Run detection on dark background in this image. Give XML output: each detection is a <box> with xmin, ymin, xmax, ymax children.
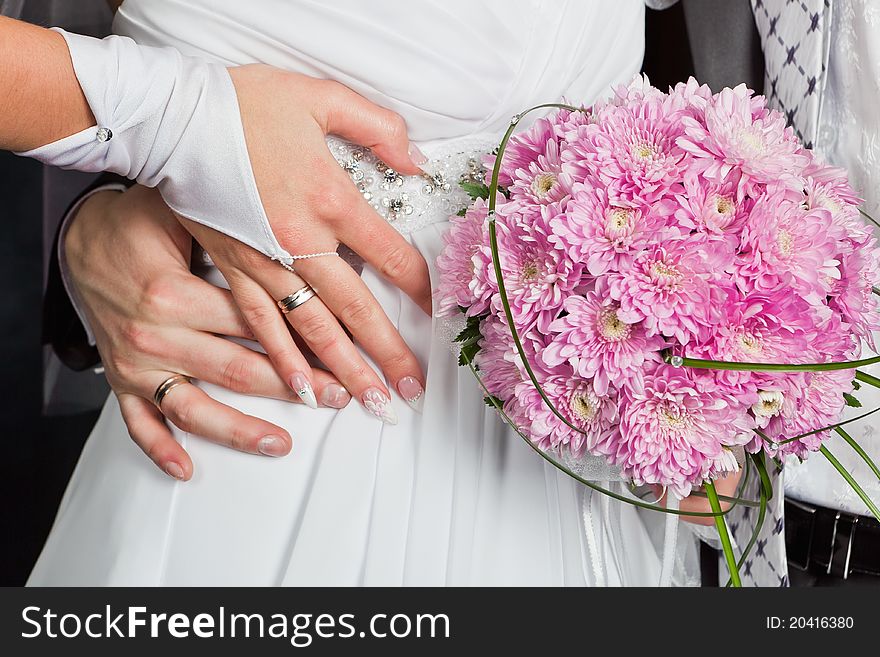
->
<box><xmin>0</xmin><ymin>1</ymin><xmax>763</xmax><ymax>585</ymax></box>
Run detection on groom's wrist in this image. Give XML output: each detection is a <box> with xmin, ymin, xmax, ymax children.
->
<box><xmin>44</xmin><ymin>176</ymin><xmax>130</xmax><ymax>371</ymax></box>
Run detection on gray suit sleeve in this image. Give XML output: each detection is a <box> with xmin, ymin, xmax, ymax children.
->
<box><xmin>681</xmin><ymin>0</ymin><xmax>764</xmax><ymax>92</ymax></box>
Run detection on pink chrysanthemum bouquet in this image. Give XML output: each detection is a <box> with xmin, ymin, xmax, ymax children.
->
<box><xmin>437</xmin><ymin>76</ymin><xmax>880</xmax><ymax>584</ymax></box>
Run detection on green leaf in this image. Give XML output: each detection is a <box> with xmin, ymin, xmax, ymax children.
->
<box><xmin>458</xmin><ymin>339</ymin><xmax>481</xmax><ymax>367</ymax></box>
<box><xmin>843</xmin><ymin>392</ymin><xmax>862</xmax><ymax>408</ymax></box>
<box><xmin>852</xmin><ymin>379</ymin><xmax>861</xmax><ymax>391</ymax></box>
<box><xmin>821</xmin><ymin>445</ymin><xmax>880</xmax><ymax>522</ymax></box>
<box><xmin>483</xmin><ymin>395</ymin><xmax>504</xmax><ymax>409</ymax></box>
<box><xmin>460</xmin><ymin>181</ymin><xmax>490</xmax><ymax>200</ymax></box>
<box><xmin>453</xmin><ymin>313</ymin><xmax>484</xmax><ymax>344</ymax></box>
<box><xmin>706</xmin><ymin>481</ymin><xmax>741</xmax><ymax>587</ymax></box>
<box><xmin>456</xmin><ymin>207</ymin><xmax>467</xmax><ymax>217</ymax></box>
<box><xmin>836</xmin><ymin>426</ymin><xmax>880</xmax><ymax>481</ymax></box>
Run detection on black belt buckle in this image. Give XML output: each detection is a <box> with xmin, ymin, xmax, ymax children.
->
<box><xmin>784</xmin><ymin>499</ymin><xmax>816</xmax><ymax>571</ymax></box>
<box><xmin>826</xmin><ymin>512</ymin><xmax>860</xmax><ymax>580</ymax></box>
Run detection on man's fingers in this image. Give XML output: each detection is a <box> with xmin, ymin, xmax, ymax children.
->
<box><xmin>678</xmin><ymin>470</ymin><xmax>743</xmax><ymax>526</ymax></box>
<box><xmin>295</xmin><ymin>255</ymin><xmax>426</xmax><ymax>411</ymax></box>
<box><xmin>156</xmin><ymin>377</ymin><xmax>294</xmax><ymax>457</ymax></box>
<box><xmin>118</xmin><ymin>393</ymin><xmax>193</xmax><ymax>481</ymax></box>
<box><xmin>177</xmin><ymin>278</ymin><xmax>254</xmax><ymax>339</ymax></box>
<box><xmin>313</xmin><ymin>79</ymin><xmax>426</xmax><ymax>175</ymax></box>
<box><xmin>168</xmin><ymin>332</ymin><xmax>351</xmax><ymax>408</ymax></box>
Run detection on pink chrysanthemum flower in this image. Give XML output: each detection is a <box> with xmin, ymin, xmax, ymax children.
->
<box><xmin>475</xmin><ymin>316</ymin><xmax>546</xmax><ymax>401</ymax></box>
<box><xmin>435</xmin><ymin>198</ymin><xmax>493</xmax><ymax>317</ymax></box>
<box><xmin>483</xmin><ymin>201</ymin><xmax>584</xmax><ymax>331</ymax></box>
<box><xmin>507</xmin><ymin>137</ymin><xmax>573</xmax><ymax>206</ymax></box>
<box><xmin>512</xmin><ymin>374</ymin><xmax>619</xmax><ymax>458</ymax></box>
<box><xmin>617</xmin><ymin>364</ymin><xmax>754</xmax><ymax>497</ymax></box>
<box><xmin>543</xmin><ymin>281</ymin><xmax>666</xmax><ymax>395</ymax></box>
<box><xmin>737</xmin><ymin>189</ymin><xmax>843</xmax><ymax>300</ymax></box>
<box><xmin>562</xmin><ymin>95</ymin><xmax>689</xmax><ymax>203</ymax></box>
<box><xmin>689</xmin><ymin>289</ymin><xmax>820</xmax><ymax>387</ymax></box>
<box><xmin>830</xmin><ymin>241</ymin><xmax>880</xmax><ymax>345</ymax></box>
<box><xmin>608</xmin><ymin>236</ymin><xmax>732</xmax><ymax>345</ymax></box>
<box><xmin>803</xmin><ymin>174</ymin><xmax>870</xmax><ymax>248</ymax></box>
<box><xmin>761</xmin><ymin>370</ymin><xmax>855</xmax><ymax>458</ymax></box>
<box><xmin>673</xmin><ymin>173</ymin><xmax>750</xmax><ymax>247</ymax></box>
<box><xmin>678</xmin><ymin>84</ymin><xmax>809</xmax><ymax>193</ymax></box>
<box><xmin>549</xmin><ymin>183</ymin><xmax>679</xmax><ymax>276</ymax></box>
<box><xmin>607</xmin><ymin>74</ymin><xmax>667</xmax><ymax>109</ymax></box>
<box><xmin>667</xmin><ymin>77</ymin><xmax>714</xmax><ymax>116</ymax></box>
<box><xmin>484</xmin><ymin>116</ymin><xmax>559</xmax><ymax>187</ymax></box>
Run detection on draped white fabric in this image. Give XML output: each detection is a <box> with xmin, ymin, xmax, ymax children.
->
<box><xmin>28</xmin><ymin>0</ymin><xmax>702</xmax><ymax>586</ymax></box>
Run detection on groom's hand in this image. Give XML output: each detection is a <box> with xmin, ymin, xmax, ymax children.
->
<box><xmin>64</xmin><ymin>185</ymin><xmax>352</xmax><ymax>480</ymax></box>
<box><xmin>197</xmin><ymin>66</ymin><xmax>432</xmax><ymax>420</ymax></box>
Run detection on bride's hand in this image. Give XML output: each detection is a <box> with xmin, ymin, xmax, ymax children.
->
<box><xmin>190</xmin><ymin>66</ymin><xmax>432</xmax><ymax>420</ymax></box>
<box><xmin>64</xmin><ymin>185</ymin><xmax>352</xmax><ymax>480</ymax></box>
<box><xmin>655</xmin><ymin>469</ymin><xmax>744</xmax><ymax>526</ymax></box>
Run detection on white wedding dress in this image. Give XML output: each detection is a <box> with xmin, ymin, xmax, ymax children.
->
<box><xmin>28</xmin><ymin>0</ymin><xmax>701</xmax><ymax>586</ymax></box>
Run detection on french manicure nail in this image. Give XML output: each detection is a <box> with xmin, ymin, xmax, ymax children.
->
<box><xmin>397</xmin><ymin>376</ymin><xmax>425</xmax><ymax>413</ymax></box>
<box><xmin>408</xmin><ymin>143</ymin><xmax>428</xmax><ymax>166</ymax></box>
<box><xmin>290</xmin><ymin>372</ymin><xmax>318</xmax><ymax>409</ymax></box>
<box><xmin>320</xmin><ymin>383</ymin><xmax>351</xmax><ymax>409</ymax></box>
<box><xmin>362</xmin><ymin>388</ymin><xmax>398</xmax><ymax>425</ymax></box>
<box><xmin>258</xmin><ymin>435</ymin><xmax>288</xmax><ymax>457</ymax></box>
<box><xmin>165</xmin><ymin>462</ymin><xmax>185</xmax><ymax>480</ymax></box>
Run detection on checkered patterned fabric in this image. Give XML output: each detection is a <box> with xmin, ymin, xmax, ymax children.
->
<box><xmin>726</xmin><ymin>462</ymin><xmax>789</xmax><ymax>586</ymax></box>
<box><xmin>751</xmin><ymin>0</ymin><xmax>833</xmax><ymax>148</ymax></box>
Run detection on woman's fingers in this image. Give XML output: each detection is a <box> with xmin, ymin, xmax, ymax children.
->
<box><xmin>294</xmin><ymin>255</ymin><xmax>426</xmax><ymax>411</ymax></box>
<box><xmin>223</xmin><ymin>274</ymin><xmax>320</xmax><ymax>409</ymax></box>
<box><xmin>330</xmin><ymin>195</ymin><xmax>433</xmax><ymax>315</ymax></box>
<box><xmin>118</xmin><ymin>393</ymin><xmax>193</xmax><ymax>481</ymax></box>
<box><xmin>249</xmin><ymin>264</ymin><xmax>401</xmax><ymax>423</ymax></box>
<box><xmin>154</xmin><ymin>374</ymin><xmax>294</xmax><ymax>458</ymax></box>
<box><xmin>312</xmin><ymin>79</ymin><xmax>426</xmax><ymax>175</ymax></box>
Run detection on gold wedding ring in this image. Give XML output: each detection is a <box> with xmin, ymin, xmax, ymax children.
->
<box><xmin>153</xmin><ymin>374</ymin><xmax>192</xmax><ymax>409</ymax></box>
<box><xmin>277</xmin><ymin>285</ymin><xmax>317</xmax><ymax>314</ymax></box>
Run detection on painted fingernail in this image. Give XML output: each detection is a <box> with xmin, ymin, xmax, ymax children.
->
<box><xmin>362</xmin><ymin>388</ymin><xmax>398</xmax><ymax>425</ymax></box>
<box><xmin>290</xmin><ymin>372</ymin><xmax>318</xmax><ymax>409</ymax></box>
<box><xmin>258</xmin><ymin>435</ymin><xmax>288</xmax><ymax>457</ymax></box>
<box><xmin>397</xmin><ymin>376</ymin><xmax>425</xmax><ymax>413</ymax></box>
<box><xmin>165</xmin><ymin>462</ymin><xmax>185</xmax><ymax>480</ymax></box>
<box><xmin>320</xmin><ymin>383</ymin><xmax>351</xmax><ymax>409</ymax></box>
<box><xmin>408</xmin><ymin>143</ymin><xmax>428</xmax><ymax>166</ymax></box>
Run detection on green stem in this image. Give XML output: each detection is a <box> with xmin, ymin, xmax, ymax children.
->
<box><xmin>820</xmin><ymin>445</ymin><xmax>880</xmax><ymax>522</ymax></box>
<box><xmin>706</xmin><ymin>481</ymin><xmax>741</xmax><ymax>587</ymax></box>
<box><xmin>776</xmin><ymin>403</ymin><xmax>880</xmax><ymax>445</ymax></box>
<box><xmin>855</xmin><ymin>369</ymin><xmax>880</xmax><ymax>389</ymax></box>
<box><xmin>725</xmin><ymin>453</ymin><xmax>772</xmax><ymax>586</ymax></box>
<box><xmin>486</xmin><ymin>103</ymin><xmax>587</xmax><ymax>435</ymax></box>
<box><xmin>726</xmin><ymin>468</ymin><xmax>767</xmax><ymax>587</ymax></box>
<box><xmin>667</xmin><ymin>353</ymin><xmax>877</xmax><ymax>372</ymax></box>
<box><xmin>835</xmin><ymin>426</ymin><xmax>880</xmax><ymax>481</ymax></box>
<box><xmin>751</xmin><ymin>451</ymin><xmax>775</xmax><ymax>501</ymax></box>
<box><xmin>859</xmin><ymin>208</ymin><xmax>880</xmax><ymax>230</ymax></box>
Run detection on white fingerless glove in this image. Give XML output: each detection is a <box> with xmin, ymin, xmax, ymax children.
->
<box><xmin>16</xmin><ymin>29</ymin><xmax>293</xmax><ymax>264</ymax></box>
